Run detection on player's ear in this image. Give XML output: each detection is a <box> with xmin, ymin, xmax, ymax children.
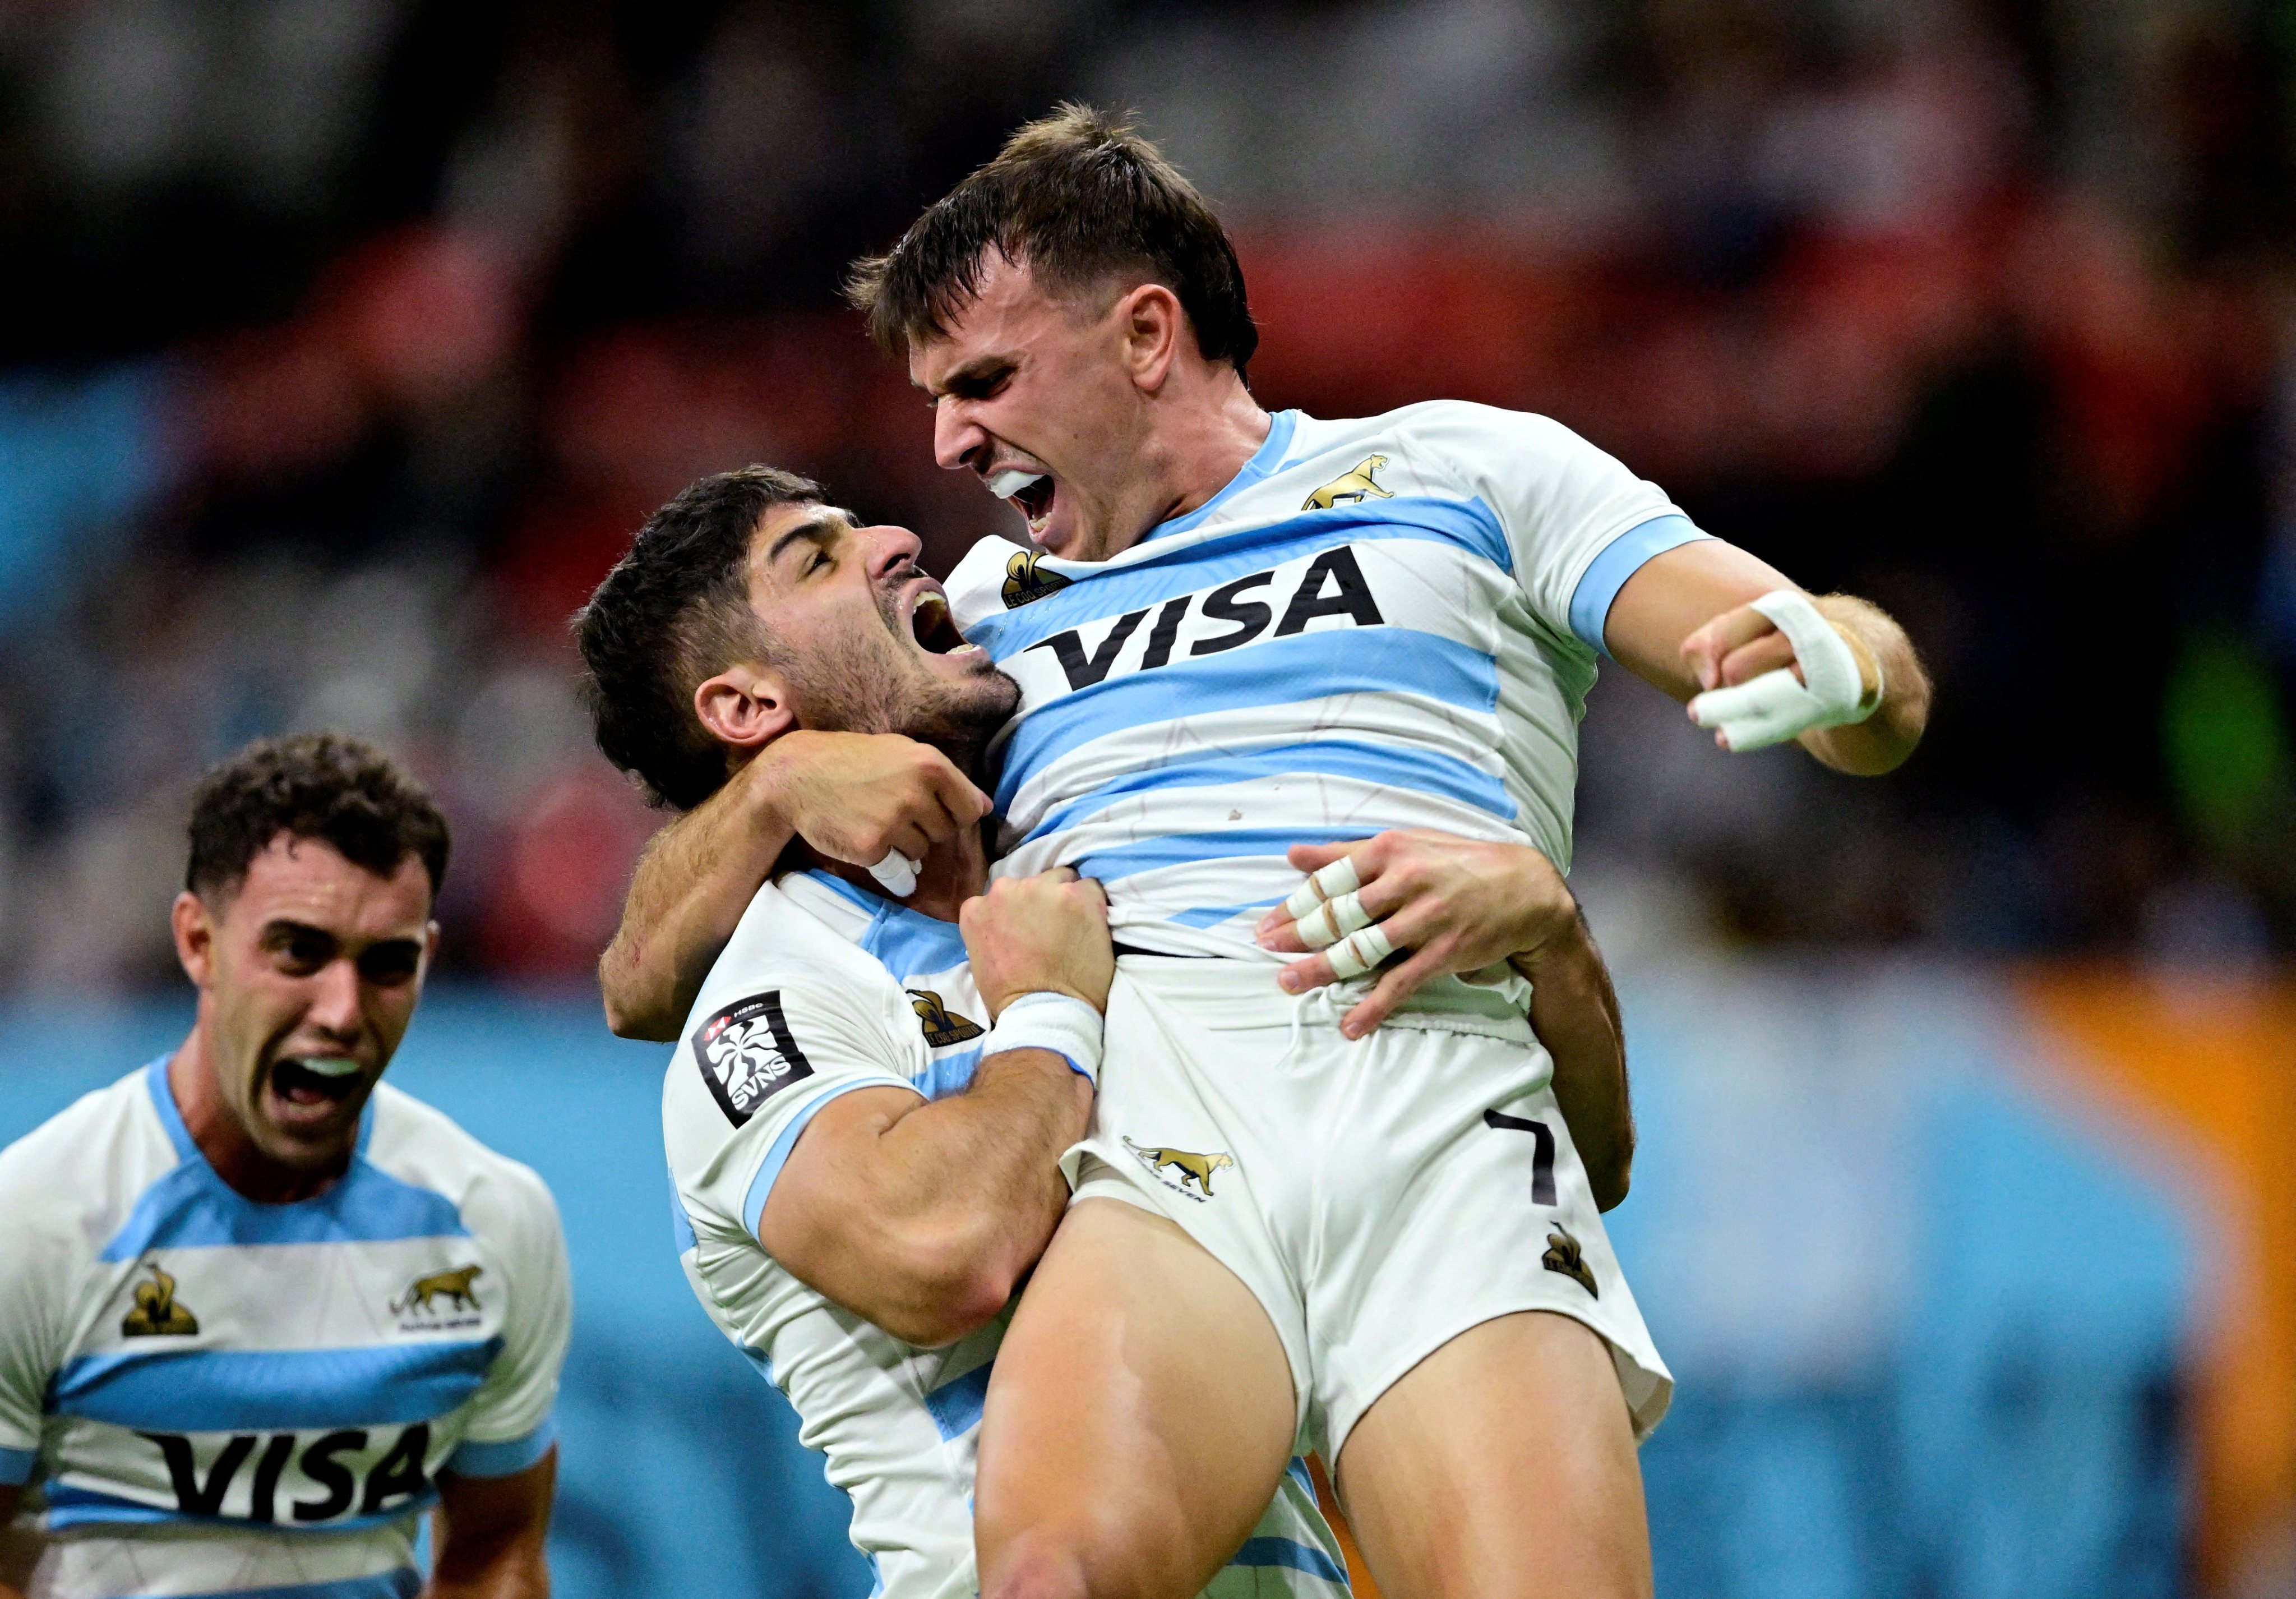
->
<box><xmin>1120</xmin><ymin>282</ymin><xmax>1185</xmax><ymax>395</ymax></box>
<box><xmin>695</xmin><ymin>663</ymin><xmax>797</xmax><ymax>752</ymax></box>
<box><xmin>171</xmin><ymin>890</ymin><xmax>216</xmax><ymax>988</ymax></box>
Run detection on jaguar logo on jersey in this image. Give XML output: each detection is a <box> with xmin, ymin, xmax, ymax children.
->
<box><xmin>1002</xmin><ymin>549</ymin><xmax>1071</xmax><ymax>608</ymax></box>
<box><xmin>1121</xmin><ymin>1136</ymin><xmax>1235</xmax><ymax>1201</ymax></box>
<box><xmin>692</xmin><ymin>990</ymin><xmax>815</xmax><ymax>1126</ymax></box>
<box><xmin>908</xmin><ymin>989</ymin><xmax>985</xmax><ymax>1047</ymax></box>
<box><xmin>392</xmin><ymin>1264</ymin><xmax>483</xmax><ymax>1322</ymax></box>
<box><xmin>1025</xmin><ymin>546</ymin><xmax>1386</xmax><ymax>694</ymax></box>
<box><xmin>1542</xmin><ymin>1225</ymin><xmax>1599</xmax><ymax>1298</ymax></box>
<box><xmin>121</xmin><ymin>1259</ymin><xmax>199</xmax><ymax>1337</ymax></box>
<box><xmin>1303</xmin><ymin>454</ymin><xmax>1394</xmax><ymax>510</ymax></box>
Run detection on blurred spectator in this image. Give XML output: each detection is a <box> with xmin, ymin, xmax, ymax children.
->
<box><xmin>0</xmin><ymin>0</ymin><xmax>2289</xmax><ymax>993</ymax></box>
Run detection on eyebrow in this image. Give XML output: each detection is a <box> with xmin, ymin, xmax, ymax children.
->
<box><xmin>259</xmin><ymin>919</ymin><xmax>422</xmax><ymax>953</ymax></box>
<box><xmin>921</xmin><ymin>355</ymin><xmax>1012</xmax><ymax>397</ymax></box>
<box><xmin>765</xmin><ymin>509</ymin><xmax>859</xmax><ymax>567</ymax></box>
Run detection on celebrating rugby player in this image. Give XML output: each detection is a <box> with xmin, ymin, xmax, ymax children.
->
<box><xmin>0</xmin><ymin>735</ymin><xmax>570</xmax><ymax>1599</ymax></box>
<box><xmin>574</xmin><ymin>464</ymin><xmax>1642</xmax><ymax>1599</ymax></box>
<box><xmin>600</xmin><ymin>107</ymin><xmax>1928</xmax><ymax>1599</ymax></box>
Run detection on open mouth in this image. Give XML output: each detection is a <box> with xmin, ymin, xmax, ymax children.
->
<box><xmin>907</xmin><ymin>589</ymin><xmax>973</xmax><ymax>656</ymax></box>
<box><xmin>990</xmin><ymin>469</ymin><xmax>1056</xmax><ymax>536</ymax></box>
<box><xmin>270</xmin><ymin>1056</ymin><xmax>363</xmax><ymax>1110</ymax></box>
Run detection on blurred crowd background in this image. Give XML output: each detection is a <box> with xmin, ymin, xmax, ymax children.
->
<box><xmin>3</xmin><ymin>1</ymin><xmax>2295</xmax><ymax>1596</ymax></box>
<box><xmin>2</xmin><ymin>0</ymin><xmax>2293</xmax><ymax>983</ymax></box>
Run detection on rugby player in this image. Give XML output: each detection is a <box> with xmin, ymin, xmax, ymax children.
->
<box><xmin>0</xmin><ymin>735</ymin><xmax>570</xmax><ymax>1599</ymax></box>
<box><xmin>572</xmin><ymin>466</ymin><xmax>1640</xmax><ymax>1599</ymax></box>
<box><xmin>599</xmin><ymin>108</ymin><xmax>1930</xmax><ymax>1599</ymax></box>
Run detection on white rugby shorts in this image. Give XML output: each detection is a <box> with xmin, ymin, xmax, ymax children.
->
<box><xmin>1068</xmin><ymin>956</ymin><xmax>1673</xmax><ymax>1459</ymax></box>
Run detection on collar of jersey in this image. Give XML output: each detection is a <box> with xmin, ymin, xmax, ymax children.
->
<box><xmin>142</xmin><ymin>1052</ymin><xmax>378</xmax><ymax>1174</ymax></box>
<box><xmin>1139</xmin><ymin>409</ymin><xmax>1299</xmax><ymax>544</ymax></box>
<box><xmin>794</xmin><ymin>869</ymin><xmax>968</xmax><ymax>980</ymax></box>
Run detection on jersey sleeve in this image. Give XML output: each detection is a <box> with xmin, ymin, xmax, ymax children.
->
<box><xmin>446</xmin><ymin>1161</ymin><xmax>572</xmax><ymax>1475</ymax></box>
<box><xmin>0</xmin><ymin>1150</ymin><xmax>70</xmax><ymax>1481</ymax></box>
<box><xmin>1405</xmin><ymin>403</ymin><xmax>1708</xmax><ymax>656</ymax></box>
<box><xmin>664</xmin><ymin>969</ymin><xmax>920</xmax><ymax>1249</ymax></box>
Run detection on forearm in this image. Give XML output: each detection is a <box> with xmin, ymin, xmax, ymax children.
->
<box><xmin>423</xmin><ymin>1546</ymin><xmax>545</xmax><ymax>1599</ymax></box>
<box><xmin>425</xmin><ymin>1458</ymin><xmax>553</xmax><ymax>1599</ymax></box>
<box><xmin>600</xmin><ymin>757</ymin><xmax>794</xmax><ymax>1040</ymax></box>
<box><xmin>1513</xmin><ymin>915</ymin><xmax>1633</xmax><ymax>1210</ymax></box>
<box><xmin>790</xmin><ymin>1053</ymin><xmax>1092</xmax><ymax>1344</ymax></box>
<box><xmin>1797</xmin><ymin>594</ymin><xmax>1930</xmax><ymax>776</ymax></box>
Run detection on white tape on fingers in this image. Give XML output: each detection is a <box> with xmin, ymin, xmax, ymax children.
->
<box><xmin>1281</xmin><ymin>855</ymin><xmax>1362</xmax><ymax>920</ymax></box>
<box><xmin>1296</xmin><ymin>890</ymin><xmax>1375</xmax><ymax>951</ymax></box>
<box><xmin>1688</xmin><ymin>589</ymin><xmax>1879</xmax><ymax>752</ymax></box>
<box><xmin>867</xmin><ymin>850</ymin><xmax>921</xmax><ymax>897</ymax></box>
<box><xmin>1324</xmin><ymin>924</ymin><xmax>1394</xmax><ymax>981</ymax></box>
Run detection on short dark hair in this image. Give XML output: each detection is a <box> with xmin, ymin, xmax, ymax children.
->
<box><xmin>848</xmin><ymin>103</ymin><xmax>1256</xmax><ymax>377</ymax></box>
<box><xmin>574</xmin><ymin>464</ymin><xmax>826</xmax><ymax>811</ymax></box>
<box><xmin>186</xmin><ymin>733</ymin><xmax>450</xmax><ymax>903</ymax></box>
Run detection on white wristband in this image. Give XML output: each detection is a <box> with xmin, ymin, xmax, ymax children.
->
<box><xmin>985</xmin><ymin>992</ymin><xmax>1104</xmax><ymax>1085</ymax></box>
<box><xmin>1687</xmin><ymin>589</ymin><xmax>1882</xmax><ymax>752</ymax></box>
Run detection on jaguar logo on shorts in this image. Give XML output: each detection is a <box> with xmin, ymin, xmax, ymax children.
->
<box><xmin>1121</xmin><ymin>1136</ymin><xmax>1235</xmax><ymax>1202</ymax></box>
<box><xmin>1542</xmin><ymin>1225</ymin><xmax>1599</xmax><ymax>1298</ymax></box>
<box><xmin>691</xmin><ymin>991</ymin><xmax>815</xmax><ymax>1127</ymax></box>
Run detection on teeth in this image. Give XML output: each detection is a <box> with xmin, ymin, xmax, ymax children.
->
<box><xmin>294</xmin><ymin>1057</ymin><xmax>362</xmax><ymax>1079</ymax></box>
<box><xmin>988</xmin><ymin>470</ymin><xmax>1044</xmax><ymax>501</ymax></box>
<box><xmin>914</xmin><ymin>593</ymin><xmax>948</xmax><ymax>623</ymax></box>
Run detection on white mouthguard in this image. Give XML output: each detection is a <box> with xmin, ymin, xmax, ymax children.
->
<box><xmin>295</xmin><ymin>1057</ymin><xmax>362</xmax><ymax>1079</ymax></box>
<box><xmin>988</xmin><ymin>470</ymin><xmax>1045</xmax><ymax>501</ymax></box>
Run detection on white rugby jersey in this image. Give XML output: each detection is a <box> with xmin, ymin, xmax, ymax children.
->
<box><xmin>947</xmin><ymin>402</ymin><xmax>1708</xmax><ymax>957</ymax></box>
<box><xmin>664</xmin><ymin>869</ymin><xmax>1348</xmax><ymax>1599</ymax></box>
<box><xmin>0</xmin><ymin>1062</ymin><xmax>571</xmax><ymax>1599</ymax></box>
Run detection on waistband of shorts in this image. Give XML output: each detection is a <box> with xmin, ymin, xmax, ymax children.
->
<box><xmin>1111</xmin><ymin>952</ymin><xmax>1536</xmax><ymax>1040</ymax></box>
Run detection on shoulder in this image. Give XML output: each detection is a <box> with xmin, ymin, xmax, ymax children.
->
<box><xmin>362</xmin><ymin>1084</ymin><xmax>561</xmax><ymax>1246</ymax></box>
<box><xmin>947</xmin><ymin>534</ymin><xmax>1049</xmax><ymax>629</ymax></box>
<box><xmin>1376</xmin><ymin>401</ymin><xmax>1594</xmax><ymax>467</ymax></box>
<box><xmin>0</xmin><ymin>1066</ymin><xmax>178</xmax><ymax>1261</ymax></box>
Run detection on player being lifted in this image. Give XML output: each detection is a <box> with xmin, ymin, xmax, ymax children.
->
<box><xmin>600</xmin><ymin>109</ymin><xmax>1929</xmax><ymax>1599</ymax></box>
<box><xmin>574</xmin><ymin>466</ymin><xmax>1641</xmax><ymax>1599</ymax></box>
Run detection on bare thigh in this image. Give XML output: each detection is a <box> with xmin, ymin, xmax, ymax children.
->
<box><xmin>1335</xmin><ymin>1311</ymin><xmax>1651</xmax><ymax>1599</ymax></box>
<box><xmin>974</xmin><ymin>1197</ymin><xmax>1298</xmax><ymax>1599</ymax></box>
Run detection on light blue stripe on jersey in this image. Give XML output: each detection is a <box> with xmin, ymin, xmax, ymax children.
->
<box><xmin>1565</xmin><ymin>513</ymin><xmax>1710</xmax><ymax>656</ymax></box>
<box><xmin>44</xmin><ymin>1481</ymin><xmax>437</xmax><ymax>1537</ymax></box>
<box><xmin>857</xmin><ymin>910</ymin><xmax>967</xmax><ymax>984</ymax></box>
<box><xmin>967</xmin><ymin>496</ymin><xmax>1509</xmax><ymax>663</ymax></box>
<box><xmin>1232</xmin><ymin>1538</ymin><xmax>1348</xmax><ymax>1586</ymax></box>
<box><xmin>994</xmin><ymin>629</ymin><xmax>1500</xmax><ymax>812</ymax></box>
<box><xmin>0</xmin><ymin>1445</ymin><xmax>32</xmax><ymax>1485</ymax></box>
<box><xmin>921</xmin><ymin>1361</ymin><xmax>991</xmax><ymax>1441</ymax></box>
<box><xmin>1146</xmin><ymin>410</ymin><xmax>1296</xmax><ymax>541</ymax></box>
<box><xmin>741</xmin><ymin>1079</ymin><xmax>914</xmax><ymax>1237</ymax></box>
<box><xmin>1071</xmin><ymin>825</ymin><xmax>1386</xmax><ymax>887</ymax></box>
<box><xmin>109</xmin><ymin>1060</ymin><xmax>465</xmax><ymax>1260</ymax></box>
<box><xmin>1027</xmin><ymin>739</ymin><xmax>1514</xmax><ymax>845</ymax></box>
<box><xmin>1168</xmin><ymin>897</ymin><xmax>1284</xmax><ymax>930</ymax></box>
<box><xmin>914</xmin><ymin>1048</ymin><xmax>982</xmax><ymax>1100</ymax></box>
<box><xmin>445</xmin><ymin>1416</ymin><xmax>555</xmax><ymax>1478</ymax></box>
<box><xmin>669</xmin><ymin>1181</ymin><xmax>699</xmax><ymax>1254</ymax></box>
<box><xmin>50</xmin><ymin>1339</ymin><xmax>501</xmax><ymax>1431</ymax></box>
<box><xmin>1286</xmin><ymin>1457</ymin><xmax>1315</xmax><ymax>1499</ymax></box>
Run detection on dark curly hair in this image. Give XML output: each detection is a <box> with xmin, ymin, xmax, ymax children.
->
<box><xmin>186</xmin><ymin>733</ymin><xmax>450</xmax><ymax>902</ymax></box>
<box><xmin>847</xmin><ymin>103</ymin><xmax>1256</xmax><ymax>378</ymax></box>
<box><xmin>572</xmin><ymin>464</ymin><xmax>825</xmax><ymax>810</ymax></box>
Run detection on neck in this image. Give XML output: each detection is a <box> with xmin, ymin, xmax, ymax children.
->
<box><xmin>815</xmin><ymin>821</ymin><xmax>990</xmax><ymax>923</ymax></box>
<box><xmin>1111</xmin><ymin>368</ymin><xmax>1271</xmax><ymax>560</ymax></box>
<box><xmin>169</xmin><ymin>1025</ymin><xmax>349</xmax><ymax>1205</ymax></box>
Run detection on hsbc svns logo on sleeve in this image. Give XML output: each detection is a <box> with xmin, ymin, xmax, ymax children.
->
<box><xmin>691</xmin><ymin>992</ymin><xmax>814</xmax><ymax>1127</ymax></box>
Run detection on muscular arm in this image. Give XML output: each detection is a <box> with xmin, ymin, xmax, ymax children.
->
<box><xmin>1602</xmin><ymin>538</ymin><xmax>1930</xmax><ymax>775</ymax></box>
<box><xmin>426</xmin><ymin>1452</ymin><xmax>555</xmax><ymax>1599</ymax></box>
<box><xmin>758</xmin><ymin>870</ymin><xmax>1111</xmax><ymax>1348</ymax></box>
<box><xmin>759</xmin><ymin>1055</ymin><xmax>1092</xmax><ymax>1347</ymax></box>
<box><xmin>602</xmin><ymin>732</ymin><xmax>992</xmax><ymax>1040</ymax></box>
<box><xmin>1511</xmin><ymin>912</ymin><xmax>1632</xmax><ymax>1210</ymax></box>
